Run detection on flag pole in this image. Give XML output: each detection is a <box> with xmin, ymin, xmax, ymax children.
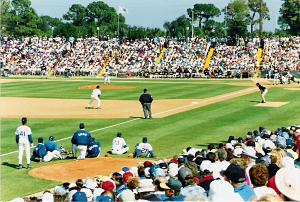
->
<box><xmin>117</xmin><ymin>13</ymin><xmax>120</xmax><ymax>37</ymax></box>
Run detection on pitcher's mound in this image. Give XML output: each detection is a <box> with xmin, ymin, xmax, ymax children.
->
<box><xmin>255</xmin><ymin>102</ymin><xmax>288</xmax><ymax>107</ymax></box>
<box><xmin>29</xmin><ymin>157</ymin><xmax>142</xmax><ymax>182</ymax></box>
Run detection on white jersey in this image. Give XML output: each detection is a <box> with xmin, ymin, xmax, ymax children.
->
<box><xmin>15</xmin><ymin>125</ymin><xmax>32</xmax><ymax>143</ymax></box>
<box><xmin>137</xmin><ymin>143</ymin><xmax>153</xmax><ymax>153</ymax></box>
<box><xmin>112</xmin><ymin>137</ymin><xmax>127</xmax><ymax>151</ymax></box>
<box><xmin>91</xmin><ymin>89</ymin><xmax>101</xmax><ymax>97</ymax></box>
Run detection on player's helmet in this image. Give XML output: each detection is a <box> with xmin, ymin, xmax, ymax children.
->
<box><xmin>21</xmin><ymin>117</ymin><xmax>27</xmax><ymax>124</ymax></box>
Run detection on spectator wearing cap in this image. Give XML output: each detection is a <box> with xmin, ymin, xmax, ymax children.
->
<box><xmin>45</xmin><ymin>136</ymin><xmax>63</xmax><ymax>159</ymax></box>
<box><xmin>110</xmin><ymin>132</ymin><xmax>129</xmax><ymax>155</ymax></box>
<box><xmin>249</xmin><ymin>164</ymin><xmax>277</xmax><ymax>200</ymax></box>
<box><xmin>96</xmin><ymin>191</ymin><xmax>115</xmax><ymax>202</ymax></box>
<box><xmin>198</xmin><ymin>160</ymin><xmax>215</xmax><ymax>191</ymax></box>
<box><xmin>223</xmin><ymin>164</ymin><xmax>256</xmax><ymax>201</ymax></box>
<box><xmin>30</xmin><ymin>137</ymin><xmax>56</xmax><ymax>162</ymax></box>
<box><xmin>87</xmin><ymin>137</ymin><xmax>101</xmax><ymax>158</ymax></box>
<box><xmin>71</xmin><ymin>123</ymin><xmax>92</xmax><ymax>160</ymax></box>
<box><xmin>134</xmin><ymin>137</ymin><xmax>156</xmax><ymax>158</ymax></box>
<box><xmin>208</xmin><ymin>180</ymin><xmax>243</xmax><ymax>202</ymax></box>
<box><xmin>71</xmin><ymin>179</ymin><xmax>88</xmax><ymax>202</ymax></box>
<box><xmin>160</xmin><ymin>178</ymin><xmax>185</xmax><ymax>201</ymax></box>
<box><xmin>178</xmin><ymin>167</ymin><xmax>206</xmax><ymax>199</ymax></box>
<box><xmin>111</xmin><ymin>172</ymin><xmax>127</xmax><ymax>197</ymax></box>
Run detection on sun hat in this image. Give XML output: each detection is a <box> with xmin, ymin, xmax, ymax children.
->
<box><xmin>275</xmin><ymin>167</ymin><xmax>300</xmax><ymax>201</ymax></box>
<box><xmin>168</xmin><ymin>163</ymin><xmax>179</xmax><ymax>177</ymax></box>
<box><xmin>280</xmin><ymin>156</ymin><xmax>295</xmax><ymax>168</ymax></box>
<box><xmin>209</xmin><ymin>180</ymin><xmax>243</xmax><ymax>202</ymax></box>
<box><xmin>137</xmin><ymin>179</ymin><xmax>155</xmax><ymax>193</ymax></box>
<box><xmin>84</xmin><ymin>179</ymin><xmax>97</xmax><ymax>190</ymax></box>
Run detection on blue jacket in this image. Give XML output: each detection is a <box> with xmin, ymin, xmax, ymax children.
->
<box><xmin>45</xmin><ymin>141</ymin><xmax>59</xmax><ymax>152</ymax></box>
<box><xmin>234</xmin><ymin>183</ymin><xmax>256</xmax><ymax>201</ymax></box>
<box><xmin>33</xmin><ymin>143</ymin><xmax>47</xmax><ymax>159</ymax></box>
<box><xmin>71</xmin><ymin>129</ymin><xmax>92</xmax><ymax>146</ymax></box>
<box><xmin>87</xmin><ymin>141</ymin><xmax>101</xmax><ymax>158</ymax></box>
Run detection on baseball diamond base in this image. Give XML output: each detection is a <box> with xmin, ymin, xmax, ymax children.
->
<box><xmin>28</xmin><ymin>157</ymin><xmax>142</xmax><ymax>182</ymax></box>
<box><xmin>255</xmin><ymin>102</ymin><xmax>289</xmax><ymax>107</ymax></box>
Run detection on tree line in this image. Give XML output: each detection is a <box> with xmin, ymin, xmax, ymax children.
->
<box><xmin>0</xmin><ymin>0</ymin><xmax>299</xmax><ymax>39</ymax></box>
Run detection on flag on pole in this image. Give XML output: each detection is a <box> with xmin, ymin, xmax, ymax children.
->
<box><xmin>118</xmin><ymin>6</ymin><xmax>128</xmax><ymax>14</ymax></box>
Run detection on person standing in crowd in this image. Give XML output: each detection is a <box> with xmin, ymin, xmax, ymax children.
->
<box><xmin>15</xmin><ymin>117</ymin><xmax>33</xmax><ymax>169</ymax></box>
<box><xmin>71</xmin><ymin>123</ymin><xmax>92</xmax><ymax>160</ymax></box>
<box><xmin>86</xmin><ymin>85</ymin><xmax>101</xmax><ymax>109</ymax></box>
<box><xmin>111</xmin><ymin>132</ymin><xmax>129</xmax><ymax>155</ymax></box>
<box><xmin>139</xmin><ymin>89</ymin><xmax>153</xmax><ymax>119</ymax></box>
<box><xmin>256</xmin><ymin>83</ymin><xmax>268</xmax><ymax>103</ymax></box>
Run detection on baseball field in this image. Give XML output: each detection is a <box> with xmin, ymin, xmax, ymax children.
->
<box><xmin>1</xmin><ymin>77</ymin><xmax>300</xmax><ymax>200</ymax></box>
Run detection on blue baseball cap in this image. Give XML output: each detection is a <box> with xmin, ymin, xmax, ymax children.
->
<box><xmin>49</xmin><ymin>136</ymin><xmax>54</xmax><ymax>141</ymax></box>
<box><xmin>21</xmin><ymin>117</ymin><xmax>27</xmax><ymax>124</ymax></box>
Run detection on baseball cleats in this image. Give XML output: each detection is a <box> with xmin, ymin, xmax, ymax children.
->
<box><xmin>17</xmin><ymin>164</ymin><xmax>23</xmax><ymax>169</ymax></box>
<box><xmin>26</xmin><ymin>164</ymin><xmax>32</xmax><ymax>169</ymax></box>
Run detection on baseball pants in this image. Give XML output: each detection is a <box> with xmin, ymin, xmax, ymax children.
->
<box><xmin>18</xmin><ymin>141</ymin><xmax>31</xmax><ymax>165</ymax></box>
<box><xmin>142</xmin><ymin>103</ymin><xmax>152</xmax><ymax>118</ymax></box>
<box><xmin>87</xmin><ymin>96</ymin><xmax>101</xmax><ymax>108</ymax></box>
<box><xmin>112</xmin><ymin>147</ymin><xmax>129</xmax><ymax>155</ymax></box>
<box><xmin>77</xmin><ymin>145</ymin><xmax>87</xmax><ymax>160</ymax></box>
<box><xmin>261</xmin><ymin>89</ymin><xmax>268</xmax><ymax>102</ymax></box>
<box><xmin>43</xmin><ymin>152</ymin><xmax>54</xmax><ymax>162</ymax></box>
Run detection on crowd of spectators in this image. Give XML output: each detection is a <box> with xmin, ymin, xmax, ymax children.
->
<box><xmin>12</xmin><ymin>124</ymin><xmax>300</xmax><ymax>202</ymax></box>
<box><xmin>1</xmin><ymin>36</ymin><xmax>299</xmax><ymax>79</ymax></box>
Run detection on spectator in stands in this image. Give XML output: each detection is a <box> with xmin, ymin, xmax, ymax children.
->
<box><xmin>160</xmin><ymin>178</ymin><xmax>185</xmax><ymax>201</ymax></box>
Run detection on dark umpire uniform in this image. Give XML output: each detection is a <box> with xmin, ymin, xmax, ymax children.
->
<box><xmin>139</xmin><ymin>89</ymin><xmax>153</xmax><ymax>119</ymax></box>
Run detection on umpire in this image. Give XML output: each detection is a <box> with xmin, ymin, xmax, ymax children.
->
<box><xmin>139</xmin><ymin>89</ymin><xmax>153</xmax><ymax>119</ymax></box>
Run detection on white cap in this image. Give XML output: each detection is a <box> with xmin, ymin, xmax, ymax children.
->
<box><xmin>200</xmin><ymin>160</ymin><xmax>213</xmax><ymax>172</ymax></box>
<box><xmin>242</xmin><ymin>146</ymin><xmax>257</xmax><ymax>159</ymax></box>
<box><xmin>233</xmin><ymin>148</ymin><xmax>243</xmax><ymax>158</ymax></box>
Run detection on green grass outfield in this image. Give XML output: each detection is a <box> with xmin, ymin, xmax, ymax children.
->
<box><xmin>1</xmin><ymin>78</ymin><xmax>300</xmax><ymax>200</ymax></box>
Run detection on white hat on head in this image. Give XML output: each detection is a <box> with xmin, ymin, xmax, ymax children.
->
<box><xmin>209</xmin><ymin>180</ymin><xmax>243</xmax><ymax>202</ymax></box>
<box><xmin>168</xmin><ymin>163</ymin><xmax>179</xmax><ymax>177</ymax></box>
<box><xmin>233</xmin><ymin>148</ymin><xmax>243</xmax><ymax>158</ymax></box>
<box><xmin>200</xmin><ymin>160</ymin><xmax>213</xmax><ymax>173</ymax></box>
<box><xmin>242</xmin><ymin>146</ymin><xmax>257</xmax><ymax>159</ymax></box>
<box><xmin>263</xmin><ymin>139</ymin><xmax>276</xmax><ymax>150</ymax></box>
<box><xmin>275</xmin><ymin>167</ymin><xmax>300</xmax><ymax>201</ymax></box>
<box><xmin>225</xmin><ymin>143</ymin><xmax>234</xmax><ymax>150</ymax></box>
<box><xmin>281</xmin><ymin>156</ymin><xmax>295</xmax><ymax>168</ymax></box>
<box><xmin>42</xmin><ymin>192</ymin><xmax>54</xmax><ymax>202</ymax></box>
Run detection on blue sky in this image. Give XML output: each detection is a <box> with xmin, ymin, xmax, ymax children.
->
<box><xmin>31</xmin><ymin>0</ymin><xmax>282</xmax><ymax>31</ymax></box>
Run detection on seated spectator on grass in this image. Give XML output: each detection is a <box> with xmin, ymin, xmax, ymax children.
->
<box><xmin>134</xmin><ymin>137</ymin><xmax>156</xmax><ymax>158</ymax></box>
<box><xmin>110</xmin><ymin>132</ymin><xmax>129</xmax><ymax>155</ymax></box>
<box><xmin>31</xmin><ymin>137</ymin><xmax>57</xmax><ymax>162</ymax></box>
<box><xmin>45</xmin><ymin>136</ymin><xmax>63</xmax><ymax>159</ymax></box>
<box><xmin>71</xmin><ymin>123</ymin><xmax>92</xmax><ymax>160</ymax></box>
<box><xmin>87</xmin><ymin>137</ymin><xmax>101</xmax><ymax>158</ymax></box>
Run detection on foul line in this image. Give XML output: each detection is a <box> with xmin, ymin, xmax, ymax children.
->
<box><xmin>0</xmin><ymin>87</ymin><xmax>257</xmax><ymax>158</ymax></box>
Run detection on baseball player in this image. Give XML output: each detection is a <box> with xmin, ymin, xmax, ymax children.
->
<box><xmin>139</xmin><ymin>89</ymin><xmax>153</xmax><ymax>119</ymax></box>
<box><xmin>256</xmin><ymin>83</ymin><xmax>268</xmax><ymax>103</ymax></box>
<box><xmin>15</xmin><ymin>117</ymin><xmax>33</xmax><ymax>169</ymax></box>
<box><xmin>71</xmin><ymin>123</ymin><xmax>92</xmax><ymax>160</ymax></box>
<box><xmin>104</xmin><ymin>69</ymin><xmax>111</xmax><ymax>84</ymax></box>
<box><xmin>134</xmin><ymin>137</ymin><xmax>156</xmax><ymax>158</ymax></box>
<box><xmin>31</xmin><ymin>137</ymin><xmax>55</xmax><ymax>162</ymax></box>
<box><xmin>86</xmin><ymin>85</ymin><xmax>101</xmax><ymax>109</ymax></box>
<box><xmin>273</xmin><ymin>68</ymin><xmax>280</xmax><ymax>85</ymax></box>
<box><xmin>111</xmin><ymin>132</ymin><xmax>129</xmax><ymax>155</ymax></box>
<box><xmin>86</xmin><ymin>137</ymin><xmax>101</xmax><ymax>158</ymax></box>
<box><xmin>45</xmin><ymin>136</ymin><xmax>63</xmax><ymax>159</ymax></box>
